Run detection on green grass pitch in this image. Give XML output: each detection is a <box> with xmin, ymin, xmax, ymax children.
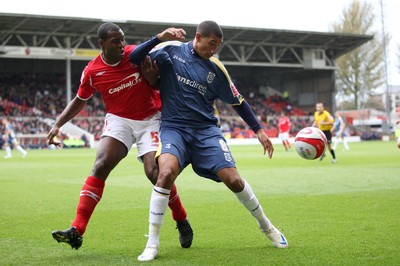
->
<box><xmin>1</xmin><ymin>141</ymin><xmax>399</xmax><ymax>265</ymax></box>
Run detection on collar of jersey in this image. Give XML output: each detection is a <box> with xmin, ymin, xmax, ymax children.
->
<box><xmin>188</xmin><ymin>41</ymin><xmax>202</xmax><ymax>58</ymax></box>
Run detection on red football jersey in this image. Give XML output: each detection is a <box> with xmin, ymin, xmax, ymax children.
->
<box><xmin>77</xmin><ymin>45</ymin><xmax>161</xmax><ymax>120</ymax></box>
<box><xmin>278</xmin><ymin>116</ymin><xmax>291</xmax><ymax>133</ymax></box>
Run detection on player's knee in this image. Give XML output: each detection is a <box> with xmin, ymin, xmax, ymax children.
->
<box><xmin>224</xmin><ymin>176</ymin><xmax>244</xmax><ymax>193</ymax></box>
<box><xmin>157</xmin><ymin>168</ymin><xmax>177</xmax><ymax>187</ymax></box>
<box><xmin>145</xmin><ymin>164</ymin><xmax>159</xmax><ymax>185</ymax></box>
<box><xmin>92</xmin><ymin>158</ymin><xmax>114</xmax><ymax>180</ymax></box>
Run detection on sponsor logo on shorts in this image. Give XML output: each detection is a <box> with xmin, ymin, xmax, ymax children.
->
<box><xmin>165</xmin><ymin>144</ymin><xmax>171</xmax><ymax>149</ymax></box>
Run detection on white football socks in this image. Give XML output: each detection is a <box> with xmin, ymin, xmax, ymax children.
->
<box><xmin>344</xmin><ymin>140</ymin><xmax>350</xmax><ymax>150</ymax></box>
<box><xmin>5</xmin><ymin>146</ymin><xmax>12</xmax><ymax>157</ymax></box>
<box><xmin>235</xmin><ymin>180</ymin><xmax>272</xmax><ymax>231</ymax></box>
<box><xmin>146</xmin><ymin>186</ymin><xmax>170</xmax><ymax>247</ymax></box>
<box><xmin>17</xmin><ymin>145</ymin><xmax>27</xmax><ymax>156</ymax></box>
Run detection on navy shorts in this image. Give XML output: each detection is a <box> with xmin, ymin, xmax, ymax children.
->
<box><xmin>158</xmin><ymin>126</ymin><xmax>236</xmax><ymax>182</ymax></box>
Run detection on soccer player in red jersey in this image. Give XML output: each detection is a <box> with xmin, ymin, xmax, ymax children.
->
<box><xmin>47</xmin><ymin>22</ymin><xmax>192</xmax><ymax>250</ymax></box>
<box><xmin>278</xmin><ymin>111</ymin><xmax>292</xmax><ymax>152</ymax></box>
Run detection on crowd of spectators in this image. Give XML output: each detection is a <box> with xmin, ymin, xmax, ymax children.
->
<box><xmin>1</xmin><ymin>73</ymin><xmax>314</xmax><ymax>148</ymax></box>
<box><xmin>0</xmin><ymin>73</ymin><xmax>68</xmax><ymax>117</ymax></box>
<box><xmin>71</xmin><ymin>118</ymin><xmax>104</xmax><ymax>141</ymax></box>
<box><xmin>216</xmin><ymin>86</ymin><xmax>311</xmax><ymax>138</ymax></box>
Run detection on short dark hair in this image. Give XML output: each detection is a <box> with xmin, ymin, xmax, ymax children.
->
<box><xmin>196</xmin><ymin>21</ymin><xmax>223</xmax><ymax>38</ymax></box>
<box><xmin>97</xmin><ymin>22</ymin><xmax>121</xmax><ymax>40</ymax></box>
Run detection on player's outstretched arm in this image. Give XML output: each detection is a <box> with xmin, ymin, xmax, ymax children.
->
<box><xmin>47</xmin><ymin>96</ymin><xmax>86</xmax><ymax>146</ymax></box>
<box><xmin>231</xmin><ymin>100</ymin><xmax>274</xmax><ymax>158</ymax></box>
<box><xmin>129</xmin><ymin>27</ymin><xmax>186</xmax><ymax>66</ymax></box>
<box><xmin>156</xmin><ymin>27</ymin><xmax>186</xmax><ymax>42</ymax></box>
<box><xmin>231</xmin><ymin>100</ymin><xmax>261</xmax><ymax>131</ymax></box>
<box><xmin>256</xmin><ymin>129</ymin><xmax>274</xmax><ymax>159</ymax></box>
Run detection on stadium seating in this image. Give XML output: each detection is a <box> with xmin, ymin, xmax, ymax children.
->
<box><xmin>1</xmin><ymin>73</ymin><xmax>313</xmax><ymax>147</ymax></box>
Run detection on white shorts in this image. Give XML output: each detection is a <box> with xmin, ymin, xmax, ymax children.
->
<box><xmin>279</xmin><ymin>132</ymin><xmax>290</xmax><ymax>141</ymax></box>
<box><xmin>102</xmin><ymin>112</ymin><xmax>161</xmax><ymax>162</ymax></box>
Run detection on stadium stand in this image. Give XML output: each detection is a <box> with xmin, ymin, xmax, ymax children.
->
<box><xmin>1</xmin><ymin>71</ymin><xmax>314</xmax><ymax>148</ymax></box>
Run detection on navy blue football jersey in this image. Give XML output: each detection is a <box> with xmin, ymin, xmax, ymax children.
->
<box><xmin>149</xmin><ymin>41</ymin><xmax>243</xmax><ymax>128</ymax></box>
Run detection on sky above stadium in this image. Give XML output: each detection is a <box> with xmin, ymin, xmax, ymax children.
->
<box><xmin>2</xmin><ymin>0</ymin><xmax>400</xmax><ymax>86</ymax></box>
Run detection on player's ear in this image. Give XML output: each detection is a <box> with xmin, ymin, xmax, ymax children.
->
<box><xmin>195</xmin><ymin>33</ymin><xmax>202</xmax><ymax>42</ymax></box>
<box><xmin>98</xmin><ymin>39</ymin><xmax>105</xmax><ymax>49</ymax></box>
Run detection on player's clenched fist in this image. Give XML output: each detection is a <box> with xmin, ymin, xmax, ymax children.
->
<box><xmin>47</xmin><ymin>126</ymin><xmax>61</xmax><ymax>146</ymax></box>
<box><xmin>156</xmin><ymin>28</ymin><xmax>186</xmax><ymax>42</ymax></box>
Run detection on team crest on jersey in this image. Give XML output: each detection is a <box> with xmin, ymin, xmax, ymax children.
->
<box><xmin>224</xmin><ymin>152</ymin><xmax>232</xmax><ymax>162</ymax></box>
<box><xmin>207</xmin><ymin>72</ymin><xmax>215</xmax><ymax>83</ymax></box>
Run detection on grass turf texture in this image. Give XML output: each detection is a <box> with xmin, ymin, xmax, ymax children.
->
<box><xmin>1</xmin><ymin>141</ymin><xmax>399</xmax><ymax>265</ymax></box>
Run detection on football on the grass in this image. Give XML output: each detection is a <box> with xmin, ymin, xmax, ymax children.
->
<box><xmin>294</xmin><ymin>127</ymin><xmax>327</xmax><ymax>160</ymax></box>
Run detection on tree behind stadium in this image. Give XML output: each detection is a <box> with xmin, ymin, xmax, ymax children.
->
<box><xmin>331</xmin><ymin>0</ymin><xmax>388</xmax><ymax>109</ymax></box>
<box><xmin>398</xmin><ymin>44</ymin><xmax>400</xmax><ymax>75</ymax></box>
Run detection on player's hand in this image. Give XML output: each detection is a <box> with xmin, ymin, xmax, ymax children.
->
<box><xmin>256</xmin><ymin>129</ymin><xmax>274</xmax><ymax>159</ymax></box>
<box><xmin>156</xmin><ymin>28</ymin><xmax>186</xmax><ymax>42</ymax></box>
<box><xmin>47</xmin><ymin>126</ymin><xmax>61</xmax><ymax>146</ymax></box>
<box><xmin>141</xmin><ymin>56</ymin><xmax>159</xmax><ymax>87</ymax></box>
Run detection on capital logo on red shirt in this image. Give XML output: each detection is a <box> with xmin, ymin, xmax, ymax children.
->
<box><xmin>108</xmin><ymin>73</ymin><xmax>142</xmax><ymax>94</ymax></box>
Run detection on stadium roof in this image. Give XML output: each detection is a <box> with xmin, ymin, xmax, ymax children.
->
<box><xmin>0</xmin><ymin>13</ymin><xmax>373</xmax><ymax>67</ymax></box>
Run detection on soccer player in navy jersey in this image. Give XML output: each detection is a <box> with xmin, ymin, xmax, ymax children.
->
<box><xmin>130</xmin><ymin>21</ymin><xmax>288</xmax><ymax>261</ymax></box>
<box><xmin>47</xmin><ymin>22</ymin><xmax>192</xmax><ymax>250</ymax></box>
<box><xmin>332</xmin><ymin>112</ymin><xmax>350</xmax><ymax>151</ymax></box>
<box><xmin>2</xmin><ymin>118</ymin><xmax>28</xmax><ymax>159</ymax></box>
